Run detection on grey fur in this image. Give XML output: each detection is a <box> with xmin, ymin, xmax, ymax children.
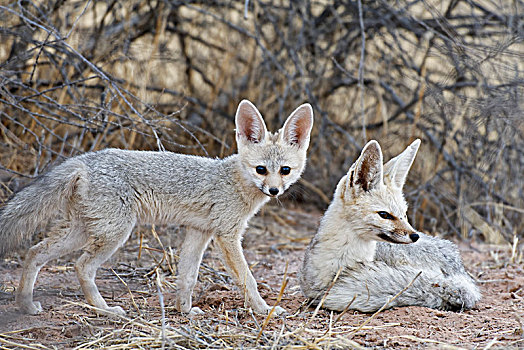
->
<box><xmin>307</xmin><ymin>234</ymin><xmax>481</xmax><ymax>312</ymax></box>
<box><xmin>0</xmin><ymin>162</ymin><xmax>83</xmax><ymax>257</ymax></box>
<box><xmin>300</xmin><ymin>140</ymin><xmax>481</xmax><ymax>313</ymax></box>
<box><xmin>0</xmin><ymin>100</ymin><xmax>314</xmax><ymax>316</ymax></box>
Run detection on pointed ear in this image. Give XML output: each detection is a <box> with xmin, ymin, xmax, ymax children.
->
<box><xmin>282</xmin><ymin>103</ymin><xmax>314</xmax><ymax>149</ymax></box>
<box><xmin>345</xmin><ymin>140</ymin><xmax>384</xmax><ymax>197</ymax></box>
<box><xmin>384</xmin><ymin>139</ymin><xmax>421</xmax><ymax>188</ymax></box>
<box><xmin>235</xmin><ymin>100</ymin><xmax>268</xmax><ymax>144</ymax></box>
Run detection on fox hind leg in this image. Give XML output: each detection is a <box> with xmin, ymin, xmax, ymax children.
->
<box><xmin>75</xmin><ymin>221</ymin><xmax>134</xmax><ymax>316</ymax></box>
<box><xmin>17</xmin><ymin>219</ymin><xmax>88</xmax><ymax>315</ymax></box>
<box><xmin>175</xmin><ymin>227</ymin><xmax>213</xmax><ymax>314</ymax></box>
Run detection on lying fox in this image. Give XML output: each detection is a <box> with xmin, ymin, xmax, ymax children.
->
<box><xmin>0</xmin><ymin>100</ymin><xmax>313</xmax><ymax>316</ymax></box>
<box><xmin>300</xmin><ymin>140</ymin><xmax>481</xmax><ymax>312</ymax></box>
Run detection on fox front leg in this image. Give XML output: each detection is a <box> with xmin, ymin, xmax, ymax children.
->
<box><xmin>214</xmin><ymin>234</ymin><xmax>286</xmax><ymax>316</ymax></box>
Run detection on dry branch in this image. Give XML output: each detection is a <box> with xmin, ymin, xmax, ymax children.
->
<box><xmin>0</xmin><ymin>0</ymin><xmax>522</xmax><ymax>245</ymax></box>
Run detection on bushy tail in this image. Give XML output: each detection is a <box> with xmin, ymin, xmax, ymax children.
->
<box><xmin>318</xmin><ymin>262</ymin><xmax>481</xmax><ymax>312</ymax></box>
<box><xmin>0</xmin><ymin>160</ymin><xmax>84</xmax><ymax>257</ymax></box>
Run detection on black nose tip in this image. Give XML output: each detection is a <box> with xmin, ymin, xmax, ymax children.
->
<box><xmin>409</xmin><ymin>233</ymin><xmax>419</xmax><ymax>242</ymax></box>
<box><xmin>268</xmin><ymin>187</ymin><xmax>279</xmax><ymax>196</ymax></box>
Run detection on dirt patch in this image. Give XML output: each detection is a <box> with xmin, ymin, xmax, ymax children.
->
<box><xmin>1</xmin><ymin>205</ymin><xmax>523</xmax><ymax>349</ymax></box>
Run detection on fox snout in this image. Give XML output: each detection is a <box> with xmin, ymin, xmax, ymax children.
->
<box><xmin>378</xmin><ymin>230</ymin><xmax>419</xmax><ymax>244</ymax></box>
<box><xmin>268</xmin><ymin>187</ymin><xmax>279</xmax><ymax>196</ymax></box>
<box><xmin>259</xmin><ymin>171</ymin><xmax>286</xmax><ymax>197</ymax></box>
<box><xmin>261</xmin><ymin>185</ymin><xmax>281</xmax><ymax>197</ymax></box>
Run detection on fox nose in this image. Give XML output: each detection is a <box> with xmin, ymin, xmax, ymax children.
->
<box><xmin>409</xmin><ymin>233</ymin><xmax>419</xmax><ymax>242</ymax></box>
<box><xmin>268</xmin><ymin>187</ymin><xmax>279</xmax><ymax>196</ymax></box>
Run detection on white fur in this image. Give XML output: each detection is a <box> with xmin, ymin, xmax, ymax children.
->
<box><xmin>0</xmin><ymin>100</ymin><xmax>314</xmax><ymax>316</ymax></box>
<box><xmin>301</xmin><ymin>139</ymin><xmax>481</xmax><ymax>312</ymax></box>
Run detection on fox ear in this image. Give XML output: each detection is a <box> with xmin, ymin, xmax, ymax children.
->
<box><xmin>345</xmin><ymin>140</ymin><xmax>384</xmax><ymax>197</ymax></box>
<box><xmin>384</xmin><ymin>139</ymin><xmax>421</xmax><ymax>189</ymax></box>
<box><xmin>282</xmin><ymin>103</ymin><xmax>314</xmax><ymax>149</ymax></box>
<box><xmin>235</xmin><ymin>100</ymin><xmax>268</xmax><ymax>144</ymax></box>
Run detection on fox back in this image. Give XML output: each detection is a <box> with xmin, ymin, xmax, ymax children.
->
<box><xmin>300</xmin><ymin>140</ymin><xmax>481</xmax><ymax>312</ymax></box>
<box><xmin>0</xmin><ymin>100</ymin><xmax>313</xmax><ymax>256</ymax></box>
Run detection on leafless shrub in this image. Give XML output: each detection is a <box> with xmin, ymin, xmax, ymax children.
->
<box><xmin>1</xmin><ymin>0</ymin><xmax>522</xmax><ymax>241</ymax></box>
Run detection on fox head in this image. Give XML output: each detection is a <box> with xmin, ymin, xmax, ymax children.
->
<box><xmin>235</xmin><ymin>100</ymin><xmax>313</xmax><ymax>198</ymax></box>
<box><xmin>334</xmin><ymin>139</ymin><xmax>421</xmax><ymax>244</ymax></box>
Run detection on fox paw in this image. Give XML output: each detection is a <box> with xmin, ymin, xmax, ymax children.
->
<box><xmin>107</xmin><ymin>305</ymin><xmax>126</xmax><ymax>315</ymax></box>
<box><xmin>271</xmin><ymin>305</ymin><xmax>287</xmax><ymax>316</ymax></box>
<box><xmin>18</xmin><ymin>301</ymin><xmax>42</xmax><ymax>315</ymax></box>
<box><xmin>188</xmin><ymin>307</ymin><xmax>204</xmax><ymax>317</ymax></box>
<box><xmin>175</xmin><ymin>297</ymin><xmax>193</xmax><ymax>314</ymax></box>
<box><xmin>255</xmin><ymin>305</ymin><xmax>287</xmax><ymax>316</ymax></box>
<box><xmin>97</xmin><ymin>305</ymin><xmax>126</xmax><ymax>317</ymax></box>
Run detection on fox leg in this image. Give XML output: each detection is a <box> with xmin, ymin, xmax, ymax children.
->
<box><xmin>75</xmin><ymin>222</ymin><xmax>134</xmax><ymax>316</ymax></box>
<box><xmin>175</xmin><ymin>227</ymin><xmax>213</xmax><ymax>314</ymax></box>
<box><xmin>17</xmin><ymin>220</ymin><xmax>88</xmax><ymax>315</ymax></box>
<box><xmin>215</xmin><ymin>234</ymin><xmax>285</xmax><ymax>315</ymax></box>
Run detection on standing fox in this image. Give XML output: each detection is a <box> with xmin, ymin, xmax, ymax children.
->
<box><xmin>0</xmin><ymin>100</ymin><xmax>313</xmax><ymax>316</ymax></box>
<box><xmin>300</xmin><ymin>140</ymin><xmax>480</xmax><ymax>312</ymax></box>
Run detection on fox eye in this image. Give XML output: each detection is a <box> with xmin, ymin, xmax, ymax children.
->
<box><xmin>280</xmin><ymin>166</ymin><xmax>291</xmax><ymax>175</ymax></box>
<box><xmin>255</xmin><ymin>166</ymin><xmax>267</xmax><ymax>175</ymax></box>
<box><xmin>377</xmin><ymin>211</ymin><xmax>395</xmax><ymax>220</ymax></box>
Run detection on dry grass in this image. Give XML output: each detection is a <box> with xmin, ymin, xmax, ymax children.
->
<box><xmin>1</xmin><ymin>206</ymin><xmax>523</xmax><ymax>349</ymax></box>
<box><xmin>0</xmin><ymin>1</ymin><xmax>523</xmax><ymax>347</ymax></box>
<box><xmin>1</xmin><ymin>0</ymin><xmax>522</xmax><ymax>242</ymax></box>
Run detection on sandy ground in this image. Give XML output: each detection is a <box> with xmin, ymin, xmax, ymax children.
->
<box><xmin>1</xmin><ymin>204</ymin><xmax>523</xmax><ymax>349</ymax></box>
